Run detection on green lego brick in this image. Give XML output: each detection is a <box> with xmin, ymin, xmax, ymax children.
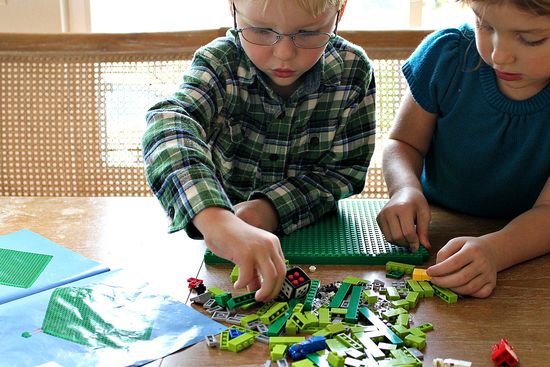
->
<box><xmin>219</xmin><ymin>330</ymin><xmax>230</xmax><ymax>350</ymax></box>
<box><xmin>405</xmin><ymin>280</ymin><xmax>424</xmax><ymax>297</ymax></box>
<box><xmin>334</xmin><ymin>333</ymin><xmax>362</xmax><ymax>350</ymax></box>
<box><xmin>325</xmin><ymin>322</ymin><xmax>347</xmax><ymax>337</ymax></box>
<box><xmin>342</xmin><ymin>275</ymin><xmax>370</xmax><ymax>285</ymax></box>
<box><xmin>292</xmin><ymin>359</ymin><xmax>315</xmax><ymax>367</ymax></box>
<box><xmin>396</xmin><ymin>313</ymin><xmax>410</xmax><ymax>327</ymax></box>
<box><xmin>344</xmin><ymin>285</ymin><xmax>363</xmax><ymax>324</ymax></box>
<box><xmin>432</xmin><ymin>284</ymin><xmax>458</xmax><ymax>304</ymax></box>
<box><xmin>325</xmin><ymin>338</ymin><xmax>349</xmax><ymax>354</ymax></box>
<box><xmin>268</xmin><ymin>336</ymin><xmax>305</xmax><ymax>349</ymax></box>
<box><xmin>267</xmin><ymin>299</ymin><xmax>299</xmax><ymax>336</ymax></box>
<box><xmin>418</xmin><ymin>281</ymin><xmax>434</xmax><ymax>297</ymax></box>
<box><xmin>326</xmin><ymin>351</ymin><xmax>345</xmax><ymax>367</ymax></box>
<box><xmin>317</xmin><ymin>307</ymin><xmax>331</xmax><ymax>328</ymax></box>
<box><xmin>240</xmin><ymin>314</ymin><xmax>259</xmax><ymax>327</ymax></box>
<box><xmin>230</xmin><ymin>265</ymin><xmax>239</xmax><ymax>283</ymax></box>
<box><xmin>260</xmin><ymin>302</ymin><xmax>289</xmax><ymax>325</ymax></box>
<box><xmin>405</xmin><ymin>291</ymin><xmax>420</xmax><ymax>309</ymax></box>
<box><xmin>270</xmin><ymin>344</ymin><xmax>287</xmax><ymax>361</ymax></box>
<box><xmin>362</xmin><ymin>289</ymin><xmax>379</xmax><ymax>304</ymax></box>
<box><xmin>226</xmin><ymin>291</ymin><xmax>256</xmax><ymax>309</ymax></box>
<box><xmin>386</xmin><ymin>269</ymin><xmax>405</xmax><ymax>279</ymax></box>
<box><xmin>391</xmin><ymin>299</ymin><xmax>410</xmax><ymax>311</ymax></box>
<box><xmin>384</xmin><ymin>286</ymin><xmax>401</xmax><ymax>301</ymax></box>
<box><xmin>227</xmin><ymin>332</ymin><xmax>255</xmax><ymax>353</ymax></box>
<box><xmin>302</xmin><ymin>279</ymin><xmax>320</xmax><ymax>311</ymax></box>
<box><xmin>214</xmin><ymin>292</ymin><xmax>232</xmax><ymax>307</ymax></box>
<box><xmin>404</xmin><ymin>334</ymin><xmax>426</xmax><ymax>350</ymax></box>
<box><xmin>385</xmin><ymin>261</ymin><xmax>416</xmax><ymax>275</ymax></box>
<box><xmin>204</xmin><ymin>199</ymin><xmax>429</xmax><ymax>265</ymax></box>
<box><xmin>329</xmin><ymin>282</ymin><xmax>352</xmax><ymax>308</ymax></box>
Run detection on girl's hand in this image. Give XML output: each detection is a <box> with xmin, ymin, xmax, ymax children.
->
<box><xmin>427</xmin><ymin>236</ymin><xmax>498</xmax><ymax>298</ymax></box>
<box><xmin>376</xmin><ymin>187</ymin><xmax>431</xmax><ymax>252</ymax></box>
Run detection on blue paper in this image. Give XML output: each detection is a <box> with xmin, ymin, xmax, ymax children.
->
<box><xmin>0</xmin><ymin>269</ymin><xmax>227</xmax><ymax>367</ymax></box>
<box><xmin>0</xmin><ymin>229</ymin><xmax>110</xmax><ymax>305</ymax></box>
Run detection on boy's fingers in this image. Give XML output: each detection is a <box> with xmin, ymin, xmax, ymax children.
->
<box><xmin>233</xmin><ymin>260</ymin><xmax>254</xmax><ymax>289</ymax></box>
<box><xmin>254</xmin><ymin>258</ymin><xmax>278</xmax><ymax>302</ymax></box>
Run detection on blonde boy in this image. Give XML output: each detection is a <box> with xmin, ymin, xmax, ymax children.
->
<box><xmin>142</xmin><ymin>0</ymin><xmax>376</xmax><ymax>301</ymax></box>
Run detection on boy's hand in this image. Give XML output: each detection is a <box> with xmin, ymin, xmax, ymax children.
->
<box><xmin>193</xmin><ymin>207</ymin><xmax>286</xmax><ymax>302</ymax></box>
<box><xmin>376</xmin><ymin>187</ymin><xmax>431</xmax><ymax>251</ymax></box>
<box><xmin>427</xmin><ymin>236</ymin><xmax>498</xmax><ymax>298</ymax></box>
<box><xmin>234</xmin><ymin>198</ymin><xmax>279</xmax><ymax>232</ymax></box>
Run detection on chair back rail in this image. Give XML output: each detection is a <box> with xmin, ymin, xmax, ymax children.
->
<box><xmin>0</xmin><ymin>29</ymin><xmax>431</xmax><ymax>197</ymax></box>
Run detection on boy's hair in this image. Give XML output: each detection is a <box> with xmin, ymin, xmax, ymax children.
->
<box><xmin>245</xmin><ymin>0</ymin><xmax>344</xmax><ymax>17</ymax></box>
<box><xmin>459</xmin><ymin>0</ymin><xmax>550</xmax><ymax>16</ymax></box>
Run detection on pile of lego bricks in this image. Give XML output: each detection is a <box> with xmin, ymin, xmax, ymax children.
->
<box><xmin>190</xmin><ymin>261</ymin><xmax>477</xmax><ymax>367</ymax></box>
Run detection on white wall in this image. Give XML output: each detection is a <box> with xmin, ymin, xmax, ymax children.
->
<box><xmin>0</xmin><ymin>0</ymin><xmax>63</xmax><ymax>33</ymax></box>
<box><xmin>0</xmin><ymin>0</ymin><xmax>89</xmax><ymax>33</ymax></box>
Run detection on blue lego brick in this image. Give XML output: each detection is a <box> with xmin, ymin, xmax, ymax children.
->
<box><xmin>204</xmin><ymin>199</ymin><xmax>429</xmax><ymax>265</ymax></box>
<box><xmin>287</xmin><ymin>335</ymin><xmax>327</xmax><ymax>360</ymax></box>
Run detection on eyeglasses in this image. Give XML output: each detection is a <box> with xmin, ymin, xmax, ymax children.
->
<box><xmin>232</xmin><ymin>2</ymin><xmax>340</xmax><ymax>49</ymax></box>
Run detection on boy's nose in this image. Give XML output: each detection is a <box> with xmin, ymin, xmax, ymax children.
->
<box><xmin>273</xmin><ymin>36</ymin><xmax>297</xmax><ymax>60</ymax></box>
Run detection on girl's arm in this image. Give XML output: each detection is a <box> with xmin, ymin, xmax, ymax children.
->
<box><xmin>377</xmin><ymin>90</ymin><xmax>437</xmax><ymax>250</ymax></box>
<box><xmin>428</xmin><ymin>177</ymin><xmax>550</xmax><ymax>298</ymax></box>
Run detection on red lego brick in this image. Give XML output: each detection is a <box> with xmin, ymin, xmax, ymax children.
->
<box><xmin>491</xmin><ymin>338</ymin><xmax>519</xmax><ymax>367</ymax></box>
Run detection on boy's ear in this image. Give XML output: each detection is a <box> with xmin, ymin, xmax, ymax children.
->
<box><xmin>339</xmin><ymin>0</ymin><xmax>347</xmax><ymax>20</ymax></box>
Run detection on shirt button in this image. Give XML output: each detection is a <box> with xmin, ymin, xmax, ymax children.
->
<box><xmin>168</xmin><ymin>206</ymin><xmax>175</xmax><ymax>218</ymax></box>
<box><xmin>277</xmin><ymin>111</ymin><xmax>286</xmax><ymax>119</ymax></box>
<box><xmin>309</xmin><ymin>136</ymin><xmax>320</xmax><ymax>146</ymax></box>
<box><xmin>269</xmin><ymin>153</ymin><xmax>279</xmax><ymax>161</ymax></box>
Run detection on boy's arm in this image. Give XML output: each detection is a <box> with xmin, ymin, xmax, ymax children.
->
<box><xmin>141</xmin><ymin>53</ymin><xmax>232</xmax><ymax>237</ymax></box>
<box><xmin>193</xmin><ymin>207</ymin><xmax>286</xmax><ymax>302</ymax></box>
<box><xmin>428</xmin><ymin>177</ymin><xmax>550</xmax><ymax>297</ymax></box>
<box><xmin>376</xmin><ymin>91</ymin><xmax>437</xmax><ymax>250</ymax></box>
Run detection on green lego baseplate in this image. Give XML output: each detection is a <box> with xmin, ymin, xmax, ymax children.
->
<box><xmin>0</xmin><ymin>248</ymin><xmax>53</xmax><ymax>288</ymax></box>
<box><xmin>204</xmin><ymin>199</ymin><xmax>429</xmax><ymax>265</ymax></box>
<box><xmin>42</xmin><ymin>286</ymin><xmax>153</xmax><ymax>348</ymax></box>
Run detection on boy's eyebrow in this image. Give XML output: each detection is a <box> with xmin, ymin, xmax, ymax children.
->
<box><xmin>235</xmin><ymin>5</ymin><xmax>336</xmax><ymax>30</ymax></box>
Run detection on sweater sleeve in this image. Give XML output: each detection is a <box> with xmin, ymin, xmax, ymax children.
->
<box><xmin>402</xmin><ymin>25</ymin><xmax>476</xmax><ymax>114</ymax></box>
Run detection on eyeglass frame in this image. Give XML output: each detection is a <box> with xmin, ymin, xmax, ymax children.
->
<box><xmin>232</xmin><ymin>2</ymin><xmax>340</xmax><ymax>49</ymax></box>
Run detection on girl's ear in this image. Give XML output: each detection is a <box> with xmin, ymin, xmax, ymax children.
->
<box><xmin>339</xmin><ymin>0</ymin><xmax>347</xmax><ymax>20</ymax></box>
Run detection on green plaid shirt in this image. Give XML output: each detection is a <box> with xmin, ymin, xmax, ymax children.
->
<box><xmin>142</xmin><ymin>30</ymin><xmax>376</xmax><ymax>237</ymax></box>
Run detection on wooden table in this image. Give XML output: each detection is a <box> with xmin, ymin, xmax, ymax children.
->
<box><xmin>1</xmin><ymin>197</ymin><xmax>549</xmax><ymax>366</ymax></box>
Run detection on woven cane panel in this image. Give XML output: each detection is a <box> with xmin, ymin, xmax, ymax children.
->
<box><xmin>0</xmin><ymin>55</ymin><xmax>190</xmax><ymax>196</ymax></box>
<box><xmin>354</xmin><ymin>52</ymin><xmax>411</xmax><ymax>199</ymax></box>
<box><xmin>1</xmin><ymin>47</ymin><xmax>412</xmax><ymax>197</ymax></box>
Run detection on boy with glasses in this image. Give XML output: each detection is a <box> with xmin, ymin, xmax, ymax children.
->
<box><xmin>142</xmin><ymin>0</ymin><xmax>376</xmax><ymax>302</ymax></box>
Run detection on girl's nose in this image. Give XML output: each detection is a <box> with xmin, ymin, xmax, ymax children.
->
<box><xmin>491</xmin><ymin>34</ymin><xmax>515</xmax><ymax>66</ymax></box>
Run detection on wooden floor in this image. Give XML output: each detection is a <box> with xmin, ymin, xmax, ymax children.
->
<box><xmin>1</xmin><ymin>197</ymin><xmax>549</xmax><ymax>366</ymax></box>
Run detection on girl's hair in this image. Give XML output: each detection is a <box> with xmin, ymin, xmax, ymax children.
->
<box><xmin>248</xmin><ymin>0</ymin><xmax>344</xmax><ymax>17</ymax></box>
<box><xmin>459</xmin><ymin>0</ymin><xmax>550</xmax><ymax>16</ymax></box>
